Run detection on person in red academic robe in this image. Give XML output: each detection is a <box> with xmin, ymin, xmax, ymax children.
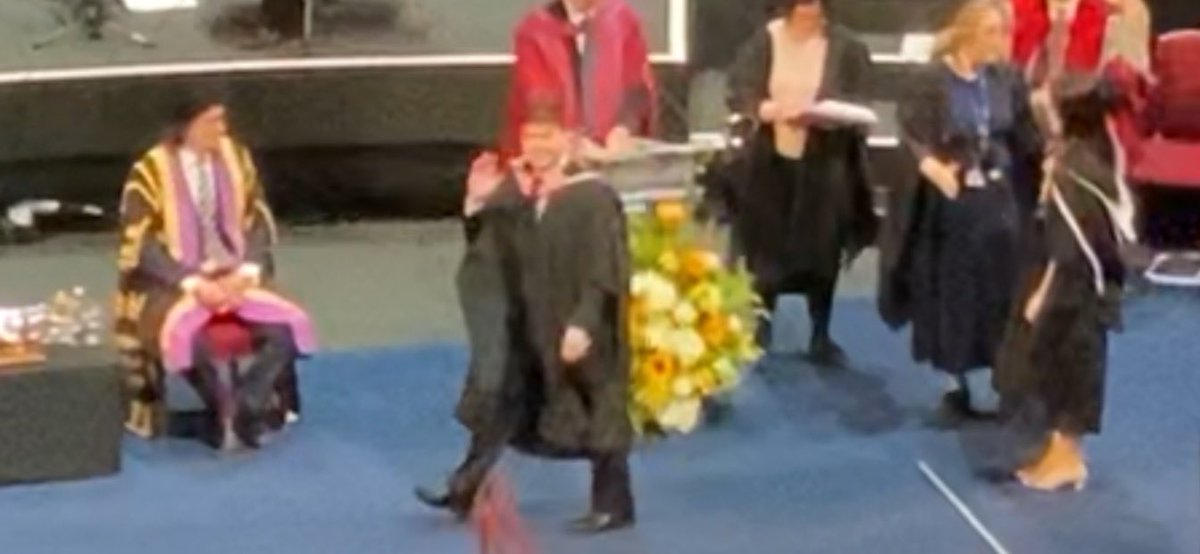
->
<box><xmin>501</xmin><ymin>0</ymin><xmax>657</xmax><ymax>158</ymax></box>
<box><xmin>1011</xmin><ymin>0</ymin><xmax>1110</xmax><ymax>84</ymax></box>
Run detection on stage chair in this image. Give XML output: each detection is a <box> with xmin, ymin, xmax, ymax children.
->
<box><xmin>1122</xmin><ymin>30</ymin><xmax>1200</xmax><ymax>283</ymax></box>
<box><xmin>125</xmin><ymin>315</ymin><xmax>302</xmax><ymax>444</ymax></box>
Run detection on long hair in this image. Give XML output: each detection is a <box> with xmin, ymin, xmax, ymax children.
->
<box><xmin>932</xmin><ymin>0</ymin><xmax>1008</xmax><ymax>58</ymax></box>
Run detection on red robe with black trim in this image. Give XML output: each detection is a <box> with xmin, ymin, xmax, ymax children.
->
<box><xmin>501</xmin><ymin>0</ymin><xmax>657</xmax><ymax>157</ymax></box>
<box><xmin>1011</xmin><ymin>0</ymin><xmax>1109</xmax><ymax>75</ymax></box>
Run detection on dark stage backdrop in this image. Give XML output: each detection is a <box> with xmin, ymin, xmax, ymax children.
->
<box><xmin>0</xmin><ymin>0</ymin><xmax>688</xmax><ymax>222</ymax></box>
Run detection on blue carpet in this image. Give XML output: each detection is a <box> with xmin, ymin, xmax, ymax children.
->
<box><xmin>1</xmin><ymin>294</ymin><xmax>1197</xmax><ymax>554</ymax></box>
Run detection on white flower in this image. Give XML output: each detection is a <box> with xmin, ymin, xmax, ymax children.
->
<box><xmin>672</xmin><ymin>376</ymin><xmax>695</xmax><ymax>397</ymax></box>
<box><xmin>667</xmin><ymin>328</ymin><xmax>707</xmax><ymax>367</ymax></box>
<box><xmin>658</xmin><ymin>398</ymin><xmax>703</xmax><ymax>433</ymax></box>
<box><xmin>635</xmin><ymin>271</ymin><xmax>679</xmax><ymax>313</ymax></box>
<box><xmin>672</xmin><ymin>301</ymin><xmax>699</xmax><ymax>326</ymax></box>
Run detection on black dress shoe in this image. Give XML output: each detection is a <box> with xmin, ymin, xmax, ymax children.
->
<box><xmin>808</xmin><ymin>335</ymin><xmax>846</xmax><ymax>367</ymax></box>
<box><xmin>568</xmin><ymin>512</ymin><xmax>634</xmax><ymax>534</ymax></box>
<box><xmin>414</xmin><ymin>486</ymin><xmax>469</xmax><ymax>520</ymax></box>
<box><xmin>926</xmin><ymin>389</ymin><xmax>977</xmax><ymax>429</ymax></box>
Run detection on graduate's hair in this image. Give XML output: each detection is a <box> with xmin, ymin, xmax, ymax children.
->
<box><xmin>522</xmin><ymin>90</ymin><xmax>567</xmax><ymax>128</ymax></box>
<box><xmin>772</xmin><ymin>0</ymin><xmax>833</xmax><ymax>18</ymax></box>
<box><xmin>932</xmin><ymin>0</ymin><xmax>1009</xmax><ymax>58</ymax></box>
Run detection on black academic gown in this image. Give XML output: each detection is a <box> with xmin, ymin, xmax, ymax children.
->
<box><xmin>724</xmin><ymin>25</ymin><xmax>878</xmax><ymax>294</ymax></box>
<box><xmin>878</xmin><ymin>63</ymin><xmax>1043</xmax><ymax>374</ymax></box>
<box><xmin>994</xmin><ymin>138</ymin><xmax>1129</xmax><ymax>435</ymax></box>
<box><xmin>519</xmin><ymin>174</ymin><xmax>633</xmax><ymax>457</ymax></box>
<box><xmin>453</xmin><ymin>178</ymin><xmax>541</xmax><ymax>443</ymax></box>
<box><xmin>454</xmin><ymin>173</ymin><xmax>632</xmax><ymax>459</ymax></box>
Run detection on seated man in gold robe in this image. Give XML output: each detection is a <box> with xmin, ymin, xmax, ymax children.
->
<box><xmin>115</xmin><ymin>93</ymin><xmax>316</xmax><ymax>450</ymax></box>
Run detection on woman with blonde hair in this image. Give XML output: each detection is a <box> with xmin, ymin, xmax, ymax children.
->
<box><xmin>879</xmin><ymin>0</ymin><xmax>1044</xmax><ymax>425</ymax></box>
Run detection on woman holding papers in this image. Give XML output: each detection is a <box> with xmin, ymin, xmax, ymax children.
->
<box><xmin>879</xmin><ymin>0</ymin><xmax>1043</xmax><ymax>425</ymax></box>
<box><xmin>726</xmin><ymin>0</ymin><xmax>877</xmax><ymax>364</ymax></box>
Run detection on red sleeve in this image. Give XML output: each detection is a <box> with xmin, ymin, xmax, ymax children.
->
<box><xmin>1065</xmin><ymin>0</ymin><xmax>1108</xmax><ymax>71</ymax></box>
<box><xmin>1010</xmin><ymin>0</ymin><xmax>1047</xmax><ymax>67</ymax></box>
<box><xmin>618</xmin><ymin>10</ymin><xmax>657</xmax><ymax>136</ymax></box>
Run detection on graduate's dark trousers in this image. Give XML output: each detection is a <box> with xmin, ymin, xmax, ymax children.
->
<box><xmin>447</xmin><ymin>432</ymin><xmax>634</xmax><ymax>518</ymax></box>
<box><xmin>758</xmin><ymin>274</ymin><xmax>838</xmax><ymax>342</ymax></box>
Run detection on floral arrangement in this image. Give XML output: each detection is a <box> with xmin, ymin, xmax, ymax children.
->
<box><xmin>627</xmin><ymin>200</ymin><xmax>761</xmax><ymax>436</ymax></box>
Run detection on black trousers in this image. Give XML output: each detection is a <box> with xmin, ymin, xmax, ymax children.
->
<box><xmin>757</xmin><ymin>273</ymin><xmax>838</xmax><ymax>341</ymax></box>
<box><xmin>447</xmin><ymin>431</ymin><xmax>634</xmax><ymax>518</ymax></box>
<box><xmin>186</xmin><ymin>323</ymin><xmax>297</xmax><ymax>418</ymax></box>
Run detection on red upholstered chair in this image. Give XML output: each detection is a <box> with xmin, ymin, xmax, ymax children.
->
<box><xmin>1122</xmin><ymin>31</ymin><xmax>1200</xmax><ymax>249</ymax></box>
<box><xmin>199</xmin><ymin>314</ymin><xmax>255</xmax><ymax>447</ymax></box>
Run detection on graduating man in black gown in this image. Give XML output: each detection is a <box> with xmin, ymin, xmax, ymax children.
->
<box><xmin>416</xmin><ymin>94</ymin><xmax>634</xmax><ymax>534</ymax></box>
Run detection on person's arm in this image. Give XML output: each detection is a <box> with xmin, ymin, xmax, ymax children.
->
<box><xmin>613</xmin><ymin>10</ymin><xmax>656</xmax><ymax>137</ymax></box>
<box><xmin>117</xmin><ymin>165</ymin><xmax>196</xmax><ymax>291</ymax></box>
<box><xmin>898</xmin><ymin>68</ymin><xmax>960</xmax><ymax>199</ymax></box>
<box><xmin>236</xmin><ymin>146</ymin><xmax>276</xmax><ymax>285</ymax></box>
<box><xmin>727</xmin><ymin>30</ymin><xmax>773</xmax><ymax>123</ymax></box>
<box><xmin>563</xmin><ymin>190</ymin><xmax>628</xmax><ymax>362</ymax></box>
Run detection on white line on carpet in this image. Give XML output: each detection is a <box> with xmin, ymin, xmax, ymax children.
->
<box><xmin>917</xmin><ymin>460</ymin><xmax>1012</xmax><ymax>554</ymax></box>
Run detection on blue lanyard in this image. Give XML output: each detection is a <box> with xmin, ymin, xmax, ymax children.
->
<box><xmin>970</xmin><ymin>72</ymin><xmax>991</xmax><ymax>144</ymax></box>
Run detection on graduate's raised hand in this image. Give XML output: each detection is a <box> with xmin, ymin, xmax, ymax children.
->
<box><xmin>560</xmin><ymin>326</ymin><xmax>592</xmax><ymax>365</ymax></box>
<box><xmin>465</xmin><ymin>152</ymin><xmax>504</xmax><ymax>215</ymax></box>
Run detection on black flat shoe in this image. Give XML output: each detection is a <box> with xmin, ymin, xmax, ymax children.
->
<box><xmin>808</xmin><ymin>336</ymin><xmax>846</xmax><ymax>367</ymax></box>
<box><xmin>568</xmin><ymin>512</ymin><xmax>634</xmax><ymax>534</ymax></box>
<box><xmin>926</xmin><ymin>389</ymin><xmax>974</xmax><ymax>429</ymax></box>
<box><xmin>232</xmin><ymin>409</ymin><xmax>264</xmax><ymax>450</ymax></box>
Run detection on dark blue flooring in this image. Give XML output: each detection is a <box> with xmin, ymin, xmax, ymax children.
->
<box><xmin>1</xmin><ymin>293</ymin><xmax>1197</xmax><ymax>554</ymax></box>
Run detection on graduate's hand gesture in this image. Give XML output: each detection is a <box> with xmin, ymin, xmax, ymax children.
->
<box><xmin>920</xmin><ymin>157</ymin><xmax>961</xmax><ymax>199</ymax></box>
<box><xmin>605</xmin><ymin>126</ymin><xmax>634</xmax><ymax>154</ymax></box>
<box><xmin>560</xmin><ymin>326</ymin><xmax>592</xmax><ymax>365</ymax></box>
<box><xmin>465</xmin><ymin>152</ymin><xmax>504</xmax><ymax>215</ymax></box>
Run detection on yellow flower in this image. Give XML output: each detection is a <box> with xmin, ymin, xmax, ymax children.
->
<box><xmin>681</xmin><ymin>248</ymin><xmax>720</xmax><ymax>281</ymax></box>
<box><xmin>672</xmin><ymin>301</ymin><xmax>699</xmax><ymax>327</ymax></box>
<box><xmin>694</xmin><ymin>369</ymin><xmax>719</xmax><ymax>395</ymax></box>
<box><xmin>654</xmin><ymin>200</ymin><xmax>688</xmax><ymax>230</ymax></box>
<box><xmin>688</xmin><ymin>283</ymin><xmax>723</xmax><ymax>314</ymax></box>
<box><xmin>637</xmin><ymin>351</ymin><xmax>678</xmax><ymax>412</ymax></box>
<box><xmin>657</xmin><ymin>250</ymin><xmax>681</xmax><ymax>274</ymax></box>
<box><xmin>699</xmin><ymin>313</ymin><xmax>729</xmax><ymax>347</ymax></box>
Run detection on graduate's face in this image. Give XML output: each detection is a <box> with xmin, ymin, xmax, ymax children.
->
<box><xmin>786</xmin><ymin>1</ymin><xmax>824</xmax><ymax>32</ymax></box>
<box><xmin>520</xmin><ymin>122</ymin><xmax>569</xmax><ymax>171</ymax></box>
<box><xmin>184</xmin><ymin>105</ymin><xmax>228</xmax><ymax>153</ymax></box>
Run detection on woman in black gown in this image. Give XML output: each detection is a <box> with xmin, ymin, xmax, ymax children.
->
<box><xmin>994</xmin><ymin>74</ymin><xmax>1136</xmax><ymax>491</ymax></box>
<box><xmin>726</xmin><ymin>0</ymin><xmax>877</xmax><ymax>363</ymax></box>
<box><xmin>879</xmin><ymin>0</ymin><xmax>1043</xmax><ymax>421</ymax></box>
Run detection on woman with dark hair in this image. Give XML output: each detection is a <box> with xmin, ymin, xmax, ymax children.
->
<box><xmin>725</xmin><ymin>0</ymin><xmax>877</xmax><ymax>363</ymax></box>
<box><xmin>879</xmin><ymin>0</ymin><xmax>1043</xmax><ymax>423</ymax></box>
<box><xmin>994</xmin><ymin>73</ymin><xmax>1136</xmax><ymax>491</ymax></box>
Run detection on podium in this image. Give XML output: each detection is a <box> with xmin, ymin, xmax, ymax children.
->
<box><xmin>595</xmin><ymin>135</ymin><xmax>726</xmax><ymax>213</ymax></box>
